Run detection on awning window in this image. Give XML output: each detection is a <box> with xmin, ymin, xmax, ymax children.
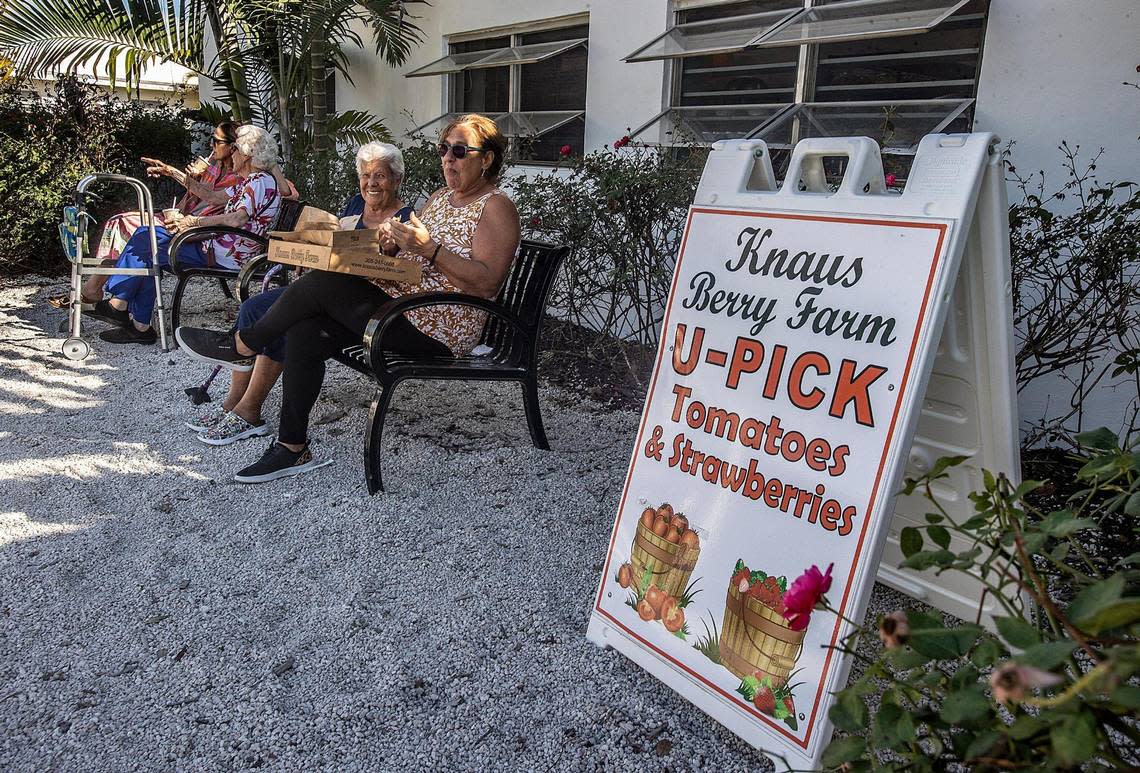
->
<box><xmin>408</xmin><ymin>110</ymin><xmax>585</xmax><ymax>140</ymax></box>
<box><xmin>628</xmin><ymin>103</ymin><xmax>793</xmax><ymax>146</ymax></box>
<box><xmin>747</xmin><ymin>0</ymin><xmax>971</xmax><ymax>48</ymax></box>
<box><xmin>747</xmin><ymin>98</ymin><xmax>973</xmax><ymax>153</ymax></box>
<box><xmin>407</xmin><ymin>39</ymin><xmax>586</xmax><ymax>78</ymax></box>
<box><xmin>623</xmin><ymin>9</ymin><xmax>798</xmax><ymax>62</ymax></box>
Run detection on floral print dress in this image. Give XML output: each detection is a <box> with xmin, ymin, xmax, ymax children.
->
<box><xmin>373</xmin><ymin>187</ymin><xmax>510</xmax><ymax>356</ymax></box>
<box><xmin>207</xmin><ymin>171</ymin><xmax>281</xmax><ymax>269</ymax></box>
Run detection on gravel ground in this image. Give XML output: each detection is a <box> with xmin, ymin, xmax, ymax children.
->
<box><xmin>0</xmin><ymin>277</ymin><xmax>930</xmax><ymax>772</ymax></box>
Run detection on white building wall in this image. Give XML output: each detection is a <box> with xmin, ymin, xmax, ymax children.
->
<box><xmin>332</xmin><ymin>0</ymin><xmax>1139</xmax><ymax>436</ymax></box>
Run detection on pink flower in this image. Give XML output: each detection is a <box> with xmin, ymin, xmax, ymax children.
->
<box><xmin>885</xmin><ymin>173</ymin><xmax>898</xmax><ymax>186</ymax></box>
<box><xmin>989</xmin><ymin>662</ymin><xmax>1063</xmax><ymax>704</ymax></box>
<box><xmin>878</xmin><ymin>611</ymin><xmax>909</xmax><ymax>648</ymax></box>
<box><xmin>560</xmin><ymin>144</ymin><xmax>572</xmax><ymax>156</ymax></box>
<box><xmin>529</xmin><ymin>215</ymin><xmax>542</xmax><ymax>227</ymax></box>
<box><xmin>613</xmin><ymin>135</ymin><xmax>632</xmax><ymax>149</ymax></box>
<box><xmin>782</xmin><ymin>563</ymin><xmax>833</xmax><ymax>631</ymax></box>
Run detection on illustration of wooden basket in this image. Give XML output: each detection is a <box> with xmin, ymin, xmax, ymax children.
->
<box><xmin>630</xmin><ymin>521</ymin><xmax>700</xmax><ymax>599</ymax></box>
<box><xmin>718</xmin><ymin>582</ymin><xmax>805</xmax><ymax>688</ymax></box>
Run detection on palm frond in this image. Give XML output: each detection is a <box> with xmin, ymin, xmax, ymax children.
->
<box><xmin>0</xmin><ymin>0</ymin><xmax>206</xmax><ymax>90</ymax></box>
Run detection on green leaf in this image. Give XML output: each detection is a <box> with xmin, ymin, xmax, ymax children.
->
<box><xmin>1051</xmin><ymin>711</ymin><xmax>1098</xmax><ymax>766</ymax></box>
<box><xmin>1110</xmin><ymin>685</ymin><xmax>1140</xmax><ymax>709</ymax></box>
<box><xmin>885</xmin><ymin>646</ymin><xmax>928</xmax><ymax>671</ymax></box>
<box><xmin>1017</xmin><ymin>641</ymin><xmax>1073</xmax><ymax>670</ymax></box>
<box><xmin>924</xmin><ymin>513</ymin><xmax>944</xmax><ymax>524</ymax></box>
<box><xmin>736</xmin><ymin>675</ymin><xmax>759</xmax><ymax>702</ymax></box>
<box><xmin>950</xmin><ymin>664</ymin><xmax>980</xmax><ymax>691</ymax></box>
<box><xmin>983</xmin><ymin>469</ymin><xmax>996</xmax><ymax>490</ymax></box>
<box><xmin>1124</xmin><ymin>492</ymin><xmax>1140</xmax><ymax>517</ymax></box>
<box><xmin>1038</xmin><ymin>509</ymin><xmax>1099</xmax><ymax>537</ymax></box>
<box><xmin>901</xmin><ymin>549</ymin><xmax>955</xmax><ymax>571</ymax></box>
<box><xmin>1068</xmin><ymin>574</ymin><xmax>1125</xmax><ymax>628</ymax></box>
<box><xmin>910</xmin><ymin>624</ymin><xmax>983</xmax><ymax>659</ymax></box>
<box><xmin>1012</xmin><ymin>480</ymin><xmax>1043</xmax><ymax>499</ymax></box>
<box><xmin>1122</xmin><ymin>552</ymin><xmax>1140</xmax><ymax>566</ymax></box>
<box><xmin>939</xmin><ymin>688</ymin><xmax>992</xmax><ymax>723</ymax></box>
<box><xmin>928</xmin><ymin>525</ymin><xmax>951</xmax><ymax>549</ymax></box>
<box><xmin>995</xmin><ymin>615</ymin><xmax>1041</xmax><ymax>649</ymax></box>
<box><xmin>900</xmin><ymin>527</ymin><xmax>923</xmax><ymax>558</ymax></box>
<box><xmin>964</xmin><ymin>730</ymin><xmax>1002</xmax><ymax>761</ymax></box>
<box><xmin>1075</xmin><ymin>427</ymin><xmax>1118</xmax><ymax>451</ymax></box>
<box><xmin>829</xmin><ymin>690</ymin><xmax>869</xmax><ymax>733</ymax></box>
<box><xmin>1007</xmin><ymin>714</ymin><xmax>1046</xmax><ymax>740</ymax></box>
<box><xmin>734</xmin><ymin>558</ymin><xmax>745</xmax><ymax>573</ymax></box>
<box><xmin>821</xmin><ymin>736</ymin><xmax>867</xmax><ymax>768</ymax></box>
<box><xmin>749</xmin><ymin>569</ymin><xmax>767</xmax><ymax>584</ymax></box>
<box><xmin>1076</xmin><ymin>599</ymin><xmax>1140</xmax><ymax>635</ymax></box>
<box><xmin>969</xmin><ymin>636</ymin><xmax>1006</xmax><ymax>668</ymax></box>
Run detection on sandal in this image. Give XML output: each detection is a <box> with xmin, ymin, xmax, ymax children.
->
<box><xmin>47</xmin><ymin>293</ymin><xmax>101</xmax><ymax>309</ymax></box>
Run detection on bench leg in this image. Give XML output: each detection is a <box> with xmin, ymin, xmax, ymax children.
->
<box><xmin>522</xmin><ymin>375</ymin><xmax>550</xmax><ymax>450</ymax></box>
<box><xmin>218</xmin><ymin>277</ymin><xmax>234</xmax><ymax>300</ymax></box>
<box><xmin>364</xmin><ymin>384</ymin><xmax>395</xmax><ymax>494</ymax></box>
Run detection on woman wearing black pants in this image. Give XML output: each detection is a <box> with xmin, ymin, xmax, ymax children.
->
<box><xmin>176</xmin><ymin>114</ymin><xmax>521</xmax><ymax>482</ymax></box>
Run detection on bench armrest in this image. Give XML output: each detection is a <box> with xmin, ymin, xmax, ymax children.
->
<box><xmin>168</xmin><ymin>226</ymin><xmax>268</xmax><ymax>274</ymax></box>
<box><xmin>363</xmin><ymin>292</ymin><xmax>528</xmax><ymax>371</ymax></box>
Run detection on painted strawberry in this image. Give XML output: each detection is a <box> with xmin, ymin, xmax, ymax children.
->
<box><xmin>782</xmin><ymin>695</ymin><xmax>795</xmax><ymax>716</ymax></box>
<box><xmin>753</xmin><ymin>685</ymin><xmax>777</xmax><ymax>715</ymax></box>
<box><xmin>731</xmin><ymin>567</ymin><xmax>751</xmax><ymax>590</ymax></box>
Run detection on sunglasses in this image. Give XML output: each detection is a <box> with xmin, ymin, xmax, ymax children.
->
<box><xmin>210</xmin><ymin>137</ymin><xmax>231</xmax><ymax>146</ymax></box>
<box><xmin>437</xmin><ymin>141</ymin><xmax>486</xmax><ymax>159</ymax></box>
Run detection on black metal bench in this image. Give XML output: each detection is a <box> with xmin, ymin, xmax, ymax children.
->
<box><xmin>236</xmin><ymin>240</ymin><xmax>568</xmax><ymax>493</ymax></box>
<box><xmin>165</xmin><ymin>198</ymin><xmax>307</xmax><ymax>330</ymax></box>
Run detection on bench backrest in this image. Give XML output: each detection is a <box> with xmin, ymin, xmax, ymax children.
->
<box><xmin>481</xmin><ymin>240</ymin><xmax>568</xmax><ymax>354</ymax></box>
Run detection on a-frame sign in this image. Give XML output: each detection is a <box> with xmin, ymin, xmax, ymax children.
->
<box><xmin>587</xmin><ymin>133</ymin><xmax>1017</xmax><ymax>768</ymax></box>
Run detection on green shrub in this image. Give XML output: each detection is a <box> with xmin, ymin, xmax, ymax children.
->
<box><xmin>512</xmin><ymin>142</ymin><xmax>705</xmax><ymax>387</ymax></box>
<box><xmin>813</xmin><ymin>432</ymin><xmax>1139</xmax><ymax>772</ymax></box>
<box><xmin>0</xmin><ymin>74</ymin><xmax>193</xmax><ymax>276</ymax></box>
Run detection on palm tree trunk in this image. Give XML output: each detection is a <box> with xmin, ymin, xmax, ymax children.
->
<box><xmin>309</xmin><ymin>37</ymin><xmax>329</xmax><ymax>190</ymax></box>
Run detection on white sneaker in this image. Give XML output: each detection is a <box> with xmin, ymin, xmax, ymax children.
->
<box><xmin>198</xmin><ymin>412</ymin><xmax>272</xmax><ymax>446</ymax></box>
<box><xmin>185</xmin><ymin>407</ymin><xmax>227</xmax><ymax>433</ymax></box>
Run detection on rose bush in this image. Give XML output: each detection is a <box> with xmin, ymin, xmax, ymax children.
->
<box><xmin>806</xmin><ymin>430</ymin><xmax>1140</xmax><ymax>771</ymax></box>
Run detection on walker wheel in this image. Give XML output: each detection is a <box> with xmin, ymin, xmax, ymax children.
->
<box><xmin>61</xmin><ymin>337</ymin><xmax>90</xmax><ymax>361</ymax></box>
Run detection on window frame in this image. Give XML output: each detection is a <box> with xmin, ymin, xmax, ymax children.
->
<box><xmin>631</xmin><ymin>0</ymin><xmax>988</xmax><ymax>149</ymax></box>
<box><xmin>405</xmin><ymin>16</ymin><xmax>589</xmax><ymax>165</ymax></box>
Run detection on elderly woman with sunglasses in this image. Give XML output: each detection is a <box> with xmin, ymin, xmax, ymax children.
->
<box><xmin>90</xmin><ymin>124</ymin><xmax>285</xmax><ymax>345</ymax></box>
<box><xmin>176</xmin><ymin>113</ymin><xmax>521</xmax><ymax>484</ymax></box>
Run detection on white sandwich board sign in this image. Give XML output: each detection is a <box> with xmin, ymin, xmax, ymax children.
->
<box><xmin>587</xmin><ymin>133</ymin><xmax>1016</xmax><ymax>768</ymax></box>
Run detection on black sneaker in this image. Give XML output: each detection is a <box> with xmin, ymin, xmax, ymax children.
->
<box><xmin>99</xmin><ymin>325</ymin><xmax>157</xmax><ymax>345</ymax></box>
<box><xmin>88</xmin><ymin>299</ymin><xmax>130</xmax><ymax>327</ymax></box>
<box><xmin>233</xmin><ymin>441</ymin><xmax>332</xmax><ymax>484</ymax></box>
<box><xmin>175</xmin><ymin>327</ymin><xmax>254</xmax><ymax>372</ymax></box>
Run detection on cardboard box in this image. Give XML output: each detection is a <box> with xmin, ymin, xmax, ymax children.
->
<box><xmin>268</xmin><ymin>227</ymin><xmax>422</xmax><ymax>284</ymax></box>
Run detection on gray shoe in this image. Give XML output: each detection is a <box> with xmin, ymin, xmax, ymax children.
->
<box><xmin>198</xmin><ymin>412</ymin><xmax>272</xmax><ymax>446</ymax></box>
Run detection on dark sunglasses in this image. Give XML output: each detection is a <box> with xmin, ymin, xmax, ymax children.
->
<box><xmin>210</xmin><ymin>136</ymin><xmax>231</xmax><ymax>146</ymax></box>
<box><xmin>437</xmin><ymin>141</ymin><xmax>485</xmax><ymax>159</ymax></box>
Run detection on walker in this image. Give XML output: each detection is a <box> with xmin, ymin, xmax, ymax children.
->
<box><xmin>59</xmin><ymin>173</ymin><xmax>171</xmax><ymax>359</ymax></box>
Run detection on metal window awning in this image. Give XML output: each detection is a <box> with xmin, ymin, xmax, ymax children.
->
<box><xmin>627</xmin><ymin>98</ymin><xmax>972</xmax><ymax>151</ymax></box>
<box><xmin>746</xmin><ymin>98</ymin><xmax>974</xmax><ymax>153</ymax></box>
<box><xmin>407</xmin><ymin>111</ymin><xmax>584</xmax><ymax>139</ymax></box>
<box><xmin>623</xmin><ymin>9</ymin><xmax>798</xmax><ymax>62</ymax></box>
<box><xmin>406</xmin><ymin>39</ymin><xmax>586</xmax><ymax>78</ymax></box>
<box><xmin>623</xmin><ymin>0</ymin><xmax>970</xmax><ymax>62</ymax></box>
<box><xmin>748</xmin><ymin>0</ymin><xmax>972</xmax><ymax>48</ymax></box>
<box><xmin>628</xmin><ymin>103</ymin><xmax>794</xmax><ymax>146</ymax></box>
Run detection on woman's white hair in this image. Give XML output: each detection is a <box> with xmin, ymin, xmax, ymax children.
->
<box><xmin>355</xmin><ymin>141</ymin><xmax>405</xmax><ymax>179</ymax></box>
<box><xmin>234</xmin><ymin>125</ymin><xmax>279</xmax><ymax>170</ymax></box>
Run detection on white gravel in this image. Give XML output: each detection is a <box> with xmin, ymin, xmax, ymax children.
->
<box><xmin>0</xmin><ymin>277</ymin><xmax>925</xmax><ymax>771</ymax></box>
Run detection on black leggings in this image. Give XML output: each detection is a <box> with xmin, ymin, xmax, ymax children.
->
<box><xmin>239</xmin><ymin>271</ymin><xmax>450</xmax><ymax>444</ymax></box>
